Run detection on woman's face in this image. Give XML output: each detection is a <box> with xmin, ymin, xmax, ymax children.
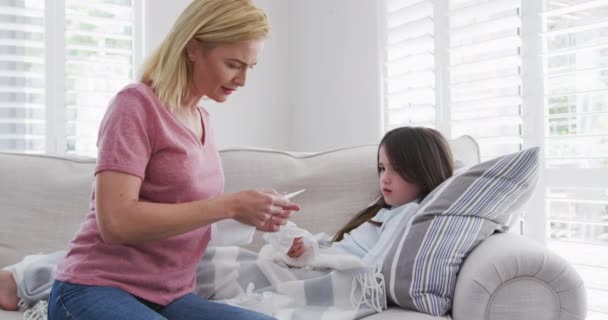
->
<box><xmin>378</xmin><ymin>146</ymin><xmax>422</xmax><ymax>207</ymax></box>
<box><xmin>187</xmin><ymin>39</ymin><xmax>265</xmax><ymax>103</ymax></box>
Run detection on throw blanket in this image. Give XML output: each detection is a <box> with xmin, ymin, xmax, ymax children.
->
<box><xmin>194</xmin><ymin>244</ymin><xmax>386</xmax><ymax>320</ymax></box>
<box><xmin>10</xmin><ymin>225</ymin><xmax>386</xmax><ymax>320</ymax></box>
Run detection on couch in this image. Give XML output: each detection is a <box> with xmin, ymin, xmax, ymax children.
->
<box><xmin>0</xmin><ymin>136</ymin><xmax>587</xmax><ymax>320</ymax></box>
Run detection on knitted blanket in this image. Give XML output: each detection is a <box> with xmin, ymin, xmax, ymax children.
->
<box><xmin>194</xmin><ymin>244</ymin><xmax>386</xmax><ymax>320</ymax></box>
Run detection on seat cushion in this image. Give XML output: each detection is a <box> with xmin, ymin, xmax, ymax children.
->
<box><xmin>362</xmin><ymin>307</ymin><xmax>448</xmax><ymax>319</ymax></box>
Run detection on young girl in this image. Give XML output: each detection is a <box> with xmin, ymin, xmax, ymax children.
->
<box><xmin>0</xmin><ymin>126</ymin><xmax>454</xmax><ymax>315</ymax></box>
<box><xmin>278</xmin><ymin>126</ymin><xmax>453</xmax><ymax>268</ymax></box>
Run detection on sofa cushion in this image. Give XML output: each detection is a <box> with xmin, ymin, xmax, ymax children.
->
<box><xmin>0</xmin><ymin>136</ymin><xmax>479</xmax><ymax>267</ymax></box>
<box><xmin>382</xmin><ymin>147</ymin><xmax>540</xmax><ymax>316</ymax></box>
<box><xmin>0</xmin><ymin>153</ymin><xmax>96</xmax><ymax>268</ymax></box>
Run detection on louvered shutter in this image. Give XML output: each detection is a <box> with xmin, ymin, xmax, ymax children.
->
<box><xmin>65</xmin><ymin>0</ymin><xmax>135</xmax><ymax>156</ymax></box>
<box><xmin>383</xmin><ymin>0</ymin><xmax>436</xmax><ymax>130</ymax></box>
<box><xmin>542</xmin><ymin>1</ymin><xmax>608</xmax><ymax>317</ymax></box>
<box><xmin>0</xmin><ymin>0</ymin><xmax>136</xmax><ymax>156</ymax></box>
<box><xmin>0</xmin><ymin>0</ymin><xmax>46</xmax><ymax>153</ymax></box>
<box><xmin>448</xmin><ymin>0</ymin><xmax>523</xmax><ymax>161</ymax></box>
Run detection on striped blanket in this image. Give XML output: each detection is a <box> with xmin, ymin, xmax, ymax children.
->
<box><xmin>194</xmin><ymin>244</ymin><xmax>387</xmax><ymax>320</ymax></box>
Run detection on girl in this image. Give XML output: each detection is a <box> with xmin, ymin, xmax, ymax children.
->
<box><xmin>284</xmin><ymin>126</ymin><xmax>453</xmax><ymax>267</ymax></box>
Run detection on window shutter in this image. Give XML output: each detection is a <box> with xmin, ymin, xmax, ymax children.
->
<box><xmin>0</xmin><ymin>0</ymin><xmax>46</xmax><ymax>153</ymax></box>
<box><xmin>65</xmin><ymin>0</ymin><xmax>135</xmax><ymax>156</ymax></box>
<box><xmin>383</xmin><ymin>0</ymin><xmax>436</xmax><ymax>130</ymax></box>
<box><xmin>448</xmin><ymin>0</ymin><xmax>523</xmax><ymax>161</ymax></box>
<box><xmin>0</xmin><ymin>0</ymin><xmax>136</xmax><ymax>156</ymax></box>
<box><xmin>542</xmin><ymin>1</ymin><xmax>608</xmax><ymax>317</ymax></box>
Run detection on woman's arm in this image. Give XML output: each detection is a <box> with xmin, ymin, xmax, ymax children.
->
<box><xmin>96</xmin><ymin>171</ymin><xmax>298</xmax><ymax>245</ymax></box>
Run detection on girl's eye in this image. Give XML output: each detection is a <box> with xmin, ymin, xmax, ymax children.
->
<box><xmin>227</xmin><ymin>63</ymin><xmax>240</xmax><ymax>69</ymax></box>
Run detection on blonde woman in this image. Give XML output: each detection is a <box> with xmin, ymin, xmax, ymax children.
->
<box><xmin>47</xmin><ymin>1</ymin><xmax>297</xmax><ymax>319</ymax></box>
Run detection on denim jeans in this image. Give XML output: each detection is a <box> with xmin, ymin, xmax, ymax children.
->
<box><xmin>48</xmin><ymin>280</ymin><xmax>275</xmax><ymax>320</ymax></box>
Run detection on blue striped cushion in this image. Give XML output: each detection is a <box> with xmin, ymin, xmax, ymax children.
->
<box><xmin>381</xmin><ymin>147</ymin><xmax>540</xmax><ymax>316</ymax></box>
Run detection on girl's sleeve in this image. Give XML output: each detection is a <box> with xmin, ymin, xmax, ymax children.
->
<box><xmin>325</xmin><ymin>226</ymin><xmax>373</xmax><ymax>259</ymax></box>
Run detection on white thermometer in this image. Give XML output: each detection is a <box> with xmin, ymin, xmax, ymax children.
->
<box><xmin>283</xmin><ymin>189</ymin><xmax>306</xmax><ymax>200</ymax></box>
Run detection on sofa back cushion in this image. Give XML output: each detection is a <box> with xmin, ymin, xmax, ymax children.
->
<box><xmin>0</xmin><ymin>136</ymin><xmax>479</xmax><ymax>267</ymax></box>
<box><xmin>0</xmin><ymin>153</ymin><xmax>96</xmax><ymax>267</ymax></box>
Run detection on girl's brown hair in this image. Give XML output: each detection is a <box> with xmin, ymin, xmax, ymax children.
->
<box><xmin>332</xmin><ymin>127</ymin><xmax>454</xmax><ymax>242</ymax></box>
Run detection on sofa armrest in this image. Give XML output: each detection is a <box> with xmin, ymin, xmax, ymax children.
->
<box><xmin>452</xmin><ymin>233</ymin><xmax>586</xmax><ymax>320</ymax></box>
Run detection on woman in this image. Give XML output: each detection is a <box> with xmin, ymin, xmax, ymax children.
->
<box><xmin>46</xmin><ymin>0</ymin><xmax>297</xmax><ymax>319</ymax></box>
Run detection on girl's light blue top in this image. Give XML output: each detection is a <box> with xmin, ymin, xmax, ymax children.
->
<box><xmin>330</xmin><ymin>201</ymin><xmax>421</xmax><ymax>265</ymax></box>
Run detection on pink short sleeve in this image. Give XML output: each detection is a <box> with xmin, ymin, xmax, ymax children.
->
<box><xmin>95</xmin><ymin>89</ymin><xmax>154</xmax><ymax>180</ymax></box>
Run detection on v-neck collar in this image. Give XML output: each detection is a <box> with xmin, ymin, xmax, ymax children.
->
<box><xmin>161</xmin><ymin>105</ymin><xmax>207</xmax><ymax>146</ymax></box>
<box><xmin>143</xmin><ymin>84</ymin><xmax>207</xmax><ymax>146</ymax></box>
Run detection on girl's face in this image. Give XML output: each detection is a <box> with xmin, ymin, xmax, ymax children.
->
<box><xmin>186</xmin><ymin>39</ymin><xmax>264</xmax><ymax>103</ymax></box>
<box><xmin>378</xmin><ymin>145</ymin><xmax>422</xmax><ymax>207</ymax></box>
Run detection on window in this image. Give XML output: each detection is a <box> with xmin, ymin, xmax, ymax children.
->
<box><xmin>0</xmin><ymin>0</ymin><xmax>140</xmax><ymax>157</ymax></box>
<box><xmin>382</xmin><ymin>0</ymin><xmax>608</xmax><ymax>318</ymax></box>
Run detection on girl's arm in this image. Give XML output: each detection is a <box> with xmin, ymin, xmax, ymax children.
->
<box><xmin>287</xmin><ymin>221</ymin><xmax>374</xmax><ymax>259</ymax></box>
<box><xmin>329</xmin><ymin>222</ymin><xmax>378</xmax><ymax>259</ymax></box>
<box><xmin>96</xmin><ymin>171</ymin><xmax>299</xmax><ymax>245</ymax></box>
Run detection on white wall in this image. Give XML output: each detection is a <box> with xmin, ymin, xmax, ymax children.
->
<box><xmin>288</xmin><ymin>0</ymin><xmax>383</xmax><ymax>152</ymax></box>
<box><xmin>203</xmin><ymin>0</ymin><xmax>291</xmax><ymax>150</ymax></box>
<box><xmin>144</xmin><ymin>0</ymin><xmax>382</xmax><ymax>152</ymax></box>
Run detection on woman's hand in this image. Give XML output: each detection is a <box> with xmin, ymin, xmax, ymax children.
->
<box><xmin>287</xmin><ymin>237</ymin><xmax>305</xmax><ymax>258</ymax></box>
<box><xmin>227</xmin><ymin>189</ymin><xmax>300</xmax><ymax>232</ymax></box>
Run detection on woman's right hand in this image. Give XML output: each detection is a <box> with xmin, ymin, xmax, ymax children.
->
<box><xmin>226</xmin><ymin>189</ymin><xmax>300</xmax><ymax>231</ymax></box>
<box><xmin>287</xmin><ymin>237</ymin><xmax>305</xmax><ymax>258</ymax></box>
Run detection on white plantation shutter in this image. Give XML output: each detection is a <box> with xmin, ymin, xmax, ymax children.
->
<box><xmin>383</xmin><ymin>0</ymin><xmax>436</xmax><ymax>130</ymax></box>
<box><xmin>64</xmin><ymin>0</ymin><xmax>135</xmax><ymax>156</ymax></box>
<box><xmin>0</xmin><ymin>0</ymin><xmax>138</xmax><ymax>156</ymax></box>
<box><xmin>0</xmin><ymin>0</ymin><xmax>46</xmax><ymax>153</ymax></box>
<box><xmin>448</xmin><ymin>0</ymin><xmax>523</xmax><ymax>161</ymax></box>
<box><xmin>542</xmin><ymin>0</ymin><xmax>608</xmax><ymax>318</ymax></box>
<box><xmin>383</xmin><ymin>0</ymin><xmax>525</xmax><ymax>160</ymax></box>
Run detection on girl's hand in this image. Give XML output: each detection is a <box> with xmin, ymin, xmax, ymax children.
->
<box><xmin>287</xmin><ymin>237</ymin><xmax>305</xmax><ymax>258</ymax></box>
<box><xmin>227</xmin><ymin>189</ymin><xmax>300</xmax><ymax>231</ymax></box>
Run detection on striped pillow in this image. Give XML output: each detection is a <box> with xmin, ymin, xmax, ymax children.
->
<box><xmin>381</xmin><ymin>147</ymin><xmax>540</xmax><ymax>316</ymax></box>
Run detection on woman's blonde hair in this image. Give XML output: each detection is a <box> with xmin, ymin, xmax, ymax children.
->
<box><xmin>140</xmin><ymin>0</ymin><xmax>269</xmax><ymax>110</ymax></box>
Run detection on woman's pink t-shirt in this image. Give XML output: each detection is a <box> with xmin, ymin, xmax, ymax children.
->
<box><xmin>54</xmin><ymin>83</ymin><xmax>225</xmax><ymax>305</ymax></box>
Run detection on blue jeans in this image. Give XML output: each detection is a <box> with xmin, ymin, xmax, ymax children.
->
<box><xmin>48</xmin><ymin>280</ymin><xmax>275</xmax><ymax>320</ymax></box>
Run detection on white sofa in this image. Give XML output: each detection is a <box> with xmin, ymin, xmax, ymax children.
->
<box><xmin>0</xmin><ymin>136</ymin><xmax>587</xmax><ymax>320</ymax></box>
